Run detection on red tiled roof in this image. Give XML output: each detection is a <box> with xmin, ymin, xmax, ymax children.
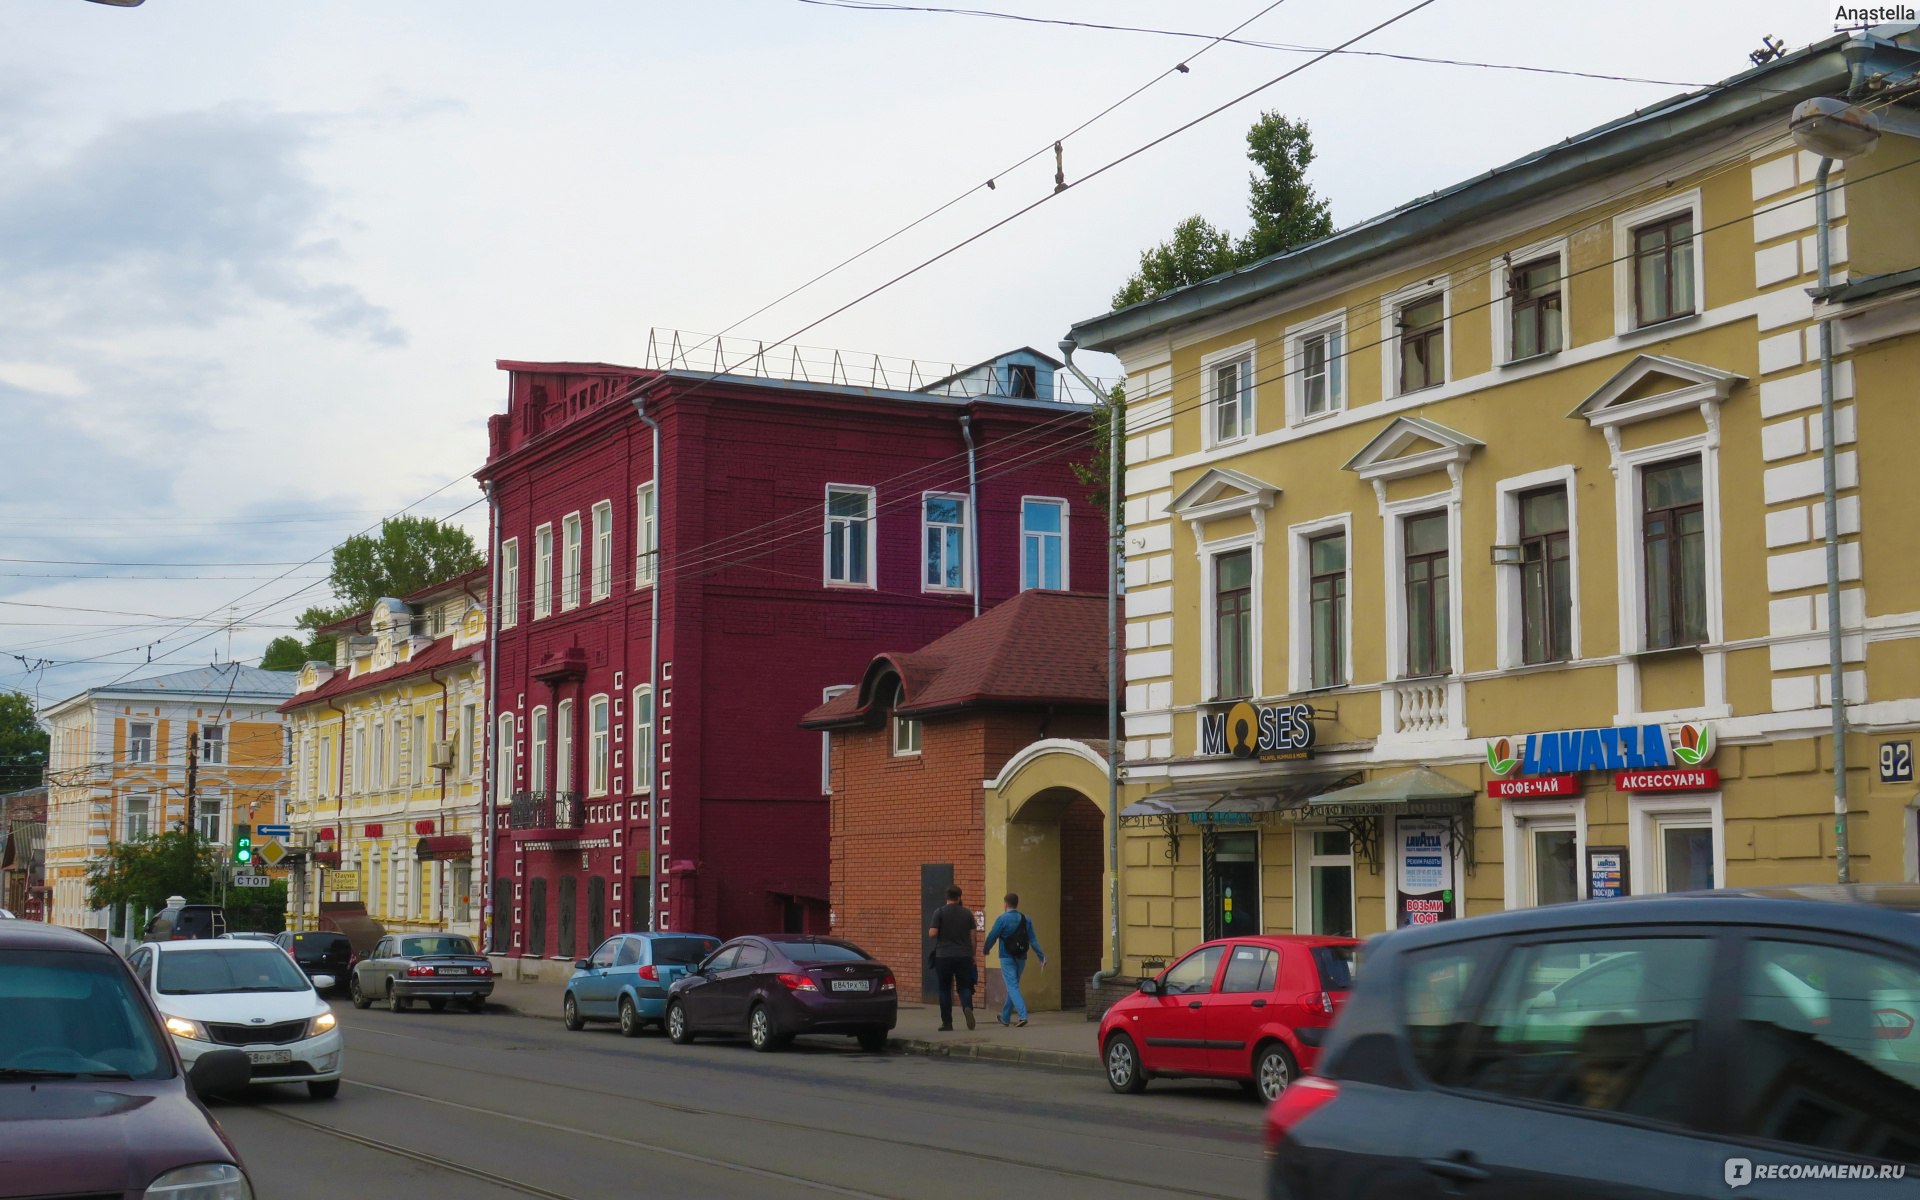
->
<box><xmin>279</xmin><ymin>636</ymin><xmax>480</xmax><ymax>713</ymax></box>
<box><xmin>800</xmin><ymin>590</ymin><xmax>1107</xmax><ymax>728</ymax></box>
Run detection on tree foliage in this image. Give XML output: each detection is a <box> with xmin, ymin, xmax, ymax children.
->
<box><xmin>1112</xmin><ymin>111</ymin><xmax>1334</xmax><ymax>310</ymax></box>
<box><xmin>258</xmin><ymin>635</ymin><xmax>310</xmax><ymax>672</ymax></box>
<box><xmin>86</xmin><ymin>827</ymin><xmax>223</xmax><ymax>914</ymax></box>
<box><xmin>1070</xmin><ymin>383</ymin><xmax>1128</xmax><ymax>518</ymax></box>
<box><xmin>226</xmin><ymin>879</ymin><xmax>289</xmax><ymax>934</ymax></box>
<box><xmin>0</xmin><ymin>691</ymin><xmax>48</xmax><ymax>793</ymax></box>
<box><xmin>290</xmin><ymin>515</ymin><xmax>483</xmax><ymax>663</ymax></box>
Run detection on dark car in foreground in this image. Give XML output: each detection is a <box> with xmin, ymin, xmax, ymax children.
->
<box><xmin>349</xmin><ymin>933</ymin><xmax>494</xmax><ymax>1012</ymax></box>
<box><xmin>1266</xmin><ymin>885</ymin><xmax>1920</xmax><ymax>1199</ymax></box>
<box><xmin>665</xmin><ymin>935</ymin><xmax>896</xmax><ymax>1052</ymax></box>
<box><xmin>276</xmin><ymin>929</ymin><xmax>353</xmax><ymax>995</ymax></box>
<box><xmin>0</xmin><ymin>920</ymin><xmax>255</xmax><ymax>1197</ymax></box>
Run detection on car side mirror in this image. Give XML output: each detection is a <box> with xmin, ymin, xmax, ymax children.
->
<box><xmin>574</xmin><ymin>959</ymin><xmax>591</xmax><ymax>971</ymax></box>
<box><xmin>187</xmin><ymin>1049</ymin><xmax>252</xmax><ymax>1100</ymax></box>
<box><xmin>311</xmin><ymin>975</ymin><xmax>336</xmax><ymax>992</ymax></box>
<box><xmin>1138</xmin><ymin>978</ymin><xmax>1160</xmax><ymax>996</ymax></box>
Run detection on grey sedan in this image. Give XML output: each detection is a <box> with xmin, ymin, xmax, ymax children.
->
<box><xmin>349</xmin><ymin>934</ymin><xmax>494</xmax><ymax>1013</ymax></box>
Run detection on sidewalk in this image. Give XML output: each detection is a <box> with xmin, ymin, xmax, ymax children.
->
<box><xmin>483</xmin><ymin>968</ymin><xmax>1101</xmax><ymax>1072</ymax></box>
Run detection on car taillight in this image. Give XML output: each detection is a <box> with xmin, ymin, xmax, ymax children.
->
<box><xmin>1298</xmin><ymin>991</ymin><xmax>1334</xmax><ymax>1016</ymax></box>
<box><xmin>1875</xmin><ymin>1008</ymin><xmax>1914</xmax><ymax>1039</ymax></box>
<box><xmin>471</xmin><ymin>964</ymin><xmax>491</xmax><ymax>976</ymax></box>
<box><xmin>407</xmin><ymin>964</ymin><xmax>438</xmax><ymax>977</ymax></box>
<box><xmin>777</xmin><ymin>973</ymin><xmax>818</xmax><ymax>992</ymax></box>
<box><xmin>638</xmin><ymin>964</ymin><xmax>658</xmax><ymax>981</ymax></box>
<box><xmin>879</xmin><ymin>972</ymin><xmax>896</xmax><ymax>992</ymax></box>
<box><xmin>1320</xmin><ymin>990</ymin><xmax>1334</xmax><ymax>1016</ymax></box>
<box><xmin>1264</xmin><ymin>1076</ymin><xmax>1340</xmax><ymax>1152</ymax></box>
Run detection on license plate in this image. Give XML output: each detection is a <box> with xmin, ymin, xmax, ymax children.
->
<box><xmin>437</xmin><ymin>966</ymin><xmax>466</xmax><ymax>975</ymax></box>
<box><xmin>830</xmin><ymin>979</ymin><xmax>869</xmax><ymax>993</ymax></box>
<box><xmin>247</xmin><ymin>1050</ymin><xmax>292</xmax><ymax>1065</ymax></box>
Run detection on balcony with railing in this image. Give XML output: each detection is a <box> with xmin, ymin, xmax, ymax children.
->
<box><xmin>1380</xmin><ymin>678</ymin><xmax>1467</xmax><ymax>742</ymax></box>
<box><xmin>508</xmin><ymin>791</ymin><xmax>585</xmax><ymax>841</ymax></box>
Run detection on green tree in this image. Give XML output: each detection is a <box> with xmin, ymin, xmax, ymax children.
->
<box><xmin>225</xmin><ymin>879</ymin><xmax>289</xmax><ymax>934</ymax></box>
<box><xmin>294</xmin><ymin>515</ymin><xmax>483</xmax><ymax>658</ymax></box>
<box><xmin>1070</xmin><ymin>382</ymin><xmax>1128</xmax><ymax>516</ymax></box>
<box><xmin>86</xmin><ymin>827</ymin><xmax>223</xmax><ymax>916</ymax></box>
<box><xmin>258</xmin><ymin>635</ymin><xmax>310</xmax><ymax>672</ymax></box>
<box><xmin>0</xmin><ymin>691</ymin><xmax>48</xmax><ymax>793</ymax></box>
<box><xmin>1112</xmin><ymin>111</ymin><xmax>1334</xmax><ymax>309</ymax></box>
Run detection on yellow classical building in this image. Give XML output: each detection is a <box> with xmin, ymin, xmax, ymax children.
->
<box><xmin>42</xmin><ymin>664</ymin><xmax>296</xmax><ymax>935</ymax></box>
<box><xmin>281</xmin><ymin>570</ymin><xmax>489</xmax><ymax>939</ymax></box>
<box><xmin>1063</xmin><ymin>29</ymin><xmax>1920</xmax><ymax>969</ymax></box>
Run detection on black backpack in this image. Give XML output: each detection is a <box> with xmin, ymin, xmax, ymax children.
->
<box><xmin>1002</xmin><ymin>913</ymin><xmax>1031</xmax><ymax>958</ymax></box>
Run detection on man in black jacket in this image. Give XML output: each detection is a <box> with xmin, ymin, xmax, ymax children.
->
<box><xmin>926</xmin><ymin>885</ymin><xmax>977</xmax><ymax>1031</ymax></box>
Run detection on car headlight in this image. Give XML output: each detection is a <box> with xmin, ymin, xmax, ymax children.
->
<box><xmin>307</xmin><ymin>1010</ymin><xmax>337</xmax><ymax>1038</ymax></box>
<box><xmin>164</xmin><ymin>1016</ymin><xmax>211</xmax><ymax>1042</ymax></box>
<box><xmin>144</xmin><ymin>1162</ymin><xmax>252</xmax><ymax>1199</ymax></box>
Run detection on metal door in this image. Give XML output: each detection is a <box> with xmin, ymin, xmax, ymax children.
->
<box><xmin>920</xmin><ymin>863</ymin><xmax>954</xmax><ymax>1002</ymax></box>
<box><xmin>587</xmin><ymin>877</ymin><xmax>606</xmax><ymax>950</ymax></box>
<box><xmin>528</xmin><ymin>879</ymin><xmax>547</xmax><ymax>958</ymax></box>
<box><xmin>557</xmin><ymin>875</ymin><xmax>577</xmax><ymax>961</ymax></box>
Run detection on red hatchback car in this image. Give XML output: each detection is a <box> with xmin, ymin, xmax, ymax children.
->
<box><xmin>1099</xmin><ymin>934</ymin><xmax>1360</xmax><ymax>1102</ymax></box>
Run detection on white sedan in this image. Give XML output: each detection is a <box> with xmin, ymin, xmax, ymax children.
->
<box><xmin>126</xmin><ymin>939</ymin><xmax>345</xmax><ymax>1099</ymax></box>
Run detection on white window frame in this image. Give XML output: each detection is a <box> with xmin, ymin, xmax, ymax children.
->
<box><xmin>556</xmin><ymin>698</ymin><xmax>574</xmax><ymax>794</ymax></box>
<box><xmin>123</xmin><ymin>792</ymin><xmax>152</xmax><ymax>842</ymax></box>
<box><xmin>892</xmin><ymin>712</ymin><xmax>922</xmax><ymax>757</ymax></box>
<box><xmin>635</xmin><ymin>483</ymin><xmax>658</xmax><ymax>589</ymax></box>
<box><xmin>1019</xmin><ymin>496</ymin><xmax>1068</xmax><ymax>591</ymax></box>
<box><xmin>632</xmin><ymin>685</ymin><xmax>654</xmax><ymax>794</ymax></box>
<box><xmin>390</xmin><ymin>716</ymin><xmax>403</xmax><ymax>790</ymax></box>
<box><xmin>1285</xmin><ymin>311</ymin><xmax>1346</xmax><ymax>425</ymax></box>
<box><xmin>591</xmin><ymin>501</ymin><xmax>613</xmax><ymax>601</ymax></box>
<box><xmin>1292</xmin><ymin>825</ymin><xmax>1356</xmax><ymax>937</ymax></box>
<box><xmin>496</xmin><ymin>713</ymin><xmax>516</xmax><ymax>803</ymax></box>
<box><xmin>1490</xmin><ymin>237</ymin><xmax>1571</xmax><ymax>365</ymax></box>
<box><xmin>1287</xmin><ymin>513</ymin><xmax>1353</xmax><ymax>693</ymax></box>
<box><xmin>354</xmin><ymin>727</ymin><xmax>367</xmax><ymax>793</ymax></box>
<box><xmin>561</xmin><ymin>512</ymin><xmax>583</xmax><ymax>611</ymax></box>
<box><xmin>587</xmin><ymin>694</ymin><xmax>610</xmax><ymax>797</ymax></box>
<box><xmin>1380</xmin><ymin>278</ymin><xmax>1451</xmax><ymax>400</ymax></box>
<box><xmin>1382</xmin><ymin>493</ymin><xmax>1462</xmax><ymax>681</ymax></box>
<box><xmin>1494</xmin><ymin>465</ymin><xmax>1582</xmax><ymax>671</ymax></box>
<box><xmin>462</xmin><ymin>703</ymin><xmax>478</xmax><ymax>780</ymax></box>
<box><xmin>920</xmin><ymin>491</ymin><xmax>972</xmax><ymax>594</ymax></box>
<box><xmin>500</xmin><ymin>538</ymin><xmax>520</xmax><ymax>628</ymax></box>
<box><xmin>533</xmin><ymin>524</ymin><xmax>554</xmax><ymax>619</ymax></box>
<box><xmin>199</xmin><ymin>724</ymin><xmax>224</xmax><ymax>766</ymax></box>
<box><xmin>1501</xmin><ymin>798</ymin><xmax>1588</xmax><ymax>908</ymax></box>
<box><xmin>529</xmin><ymin>706</ymin><xmax>549</xmax><ymax>794</ymax></box>
<box><xmin>1611</xmin><ymin>189</ymin><xmax>1704</xmax><ymax>336</ymax></box>
<box><xmin>1198</xmin><ymin>531</ymin><xmax>1262</xmax><ymax>702</ymax></box>
<box><xmin>372</xmin><ymin>721</ymin><xmax>386</xmax><ymax>790</ymax></box>
<box><xmin>194</xmin><ymin>794</ymin><xmax>222</xmax><ymax>844</ymax></box>
<box><xmin>824</xmin><ymin>483</ymin><xmax>876</xmax><ymax>589</ymax></box>
<box><xmin>820</xmin><ymin>685</ymin><xmax>852</xmax><ymax>792</ymax></box>
<box><xmin>1609</xmin><ymin>435</ymin><xmax>1725</xmax><ymax>722</ymax></box>
<box><xmin>127</xmin><ymin>721</ymin><xmax>153</xmax><ymax>765</ymax></box>
<box><xmin>1628</xmin><ymin>793</ymin><xmax>1725</xmax><ymax>895</ymax></box>
<box><xmin>411</xmin><ymin>714</ymin><xmax>428</xmax><ymax>786</ymax></box>
<box><xmin>1200</xmin><ymin>340</ymin><xmax>1257</xmax><ymax>449</ymax></box>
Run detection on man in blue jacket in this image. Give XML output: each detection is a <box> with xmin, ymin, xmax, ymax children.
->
<box><xmin>982</xmin><ymin>892</ymin><xmax>1046</xmax><ymax>1027</ymax></box>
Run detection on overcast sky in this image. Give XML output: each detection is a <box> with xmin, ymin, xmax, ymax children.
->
<box><xmin>0</xmin><ymin>0</ymin><xmax>1832</xmax><ymax>705</ymax></box>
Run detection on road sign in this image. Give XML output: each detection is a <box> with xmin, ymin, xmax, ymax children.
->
<box><xmin>256</xmin><ymin>824</ymin><xmax>291</xmax><ymax>838</ymax></box>
<box><xmin>233</xmin><ymin>875</ymin><xmax>271</xmax><ymax>888</ymax></box>
<box><xmin>257</xmin><ymin>840</ymin><xmax>287</xmax><ymax>867</ymax></box>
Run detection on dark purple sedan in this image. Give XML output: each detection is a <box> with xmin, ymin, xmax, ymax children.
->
<box><xmin>664</xmin><ymin>935</ymin><xmax>897</xmax><ymax>1052</ymax></box>
<box><xmin>0</xmin><ymin>920</ymin><xmax>255</xmax><ymax>1197</ymax></box>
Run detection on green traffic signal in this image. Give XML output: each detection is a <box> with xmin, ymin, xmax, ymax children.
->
<box><xmin>234</xmin><ymin>824</ymin><xmax>253</xmax><ymax>865</ymax></box>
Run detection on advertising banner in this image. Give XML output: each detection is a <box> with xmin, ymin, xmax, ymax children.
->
<box><xmin>1395</xmin><ymin>817</ymin><xmax>1456</xmax><ymax>928</ymax></box>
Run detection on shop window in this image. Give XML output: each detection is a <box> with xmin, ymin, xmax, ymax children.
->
<box><xmin>1213</xmin><ymin>549</ymin><xmax>1254</xmax><ymax>700</ymax></box>
<box><xmin>1297</xmin><ymin>828</ymin><xmax>1355</xmax><ymax>938</ymax></box>
<box><xmin>1642</xmin><ymin>457</ymin><xmax>1706</xmax><ymax>649</ymax></box>
<box><xmin>1403</xmin><ymin>511</ymin><xmax>1451</xmax><ymax>677</ymax></box>
<box><xmin>1519</xmin><ymin>485</ymin><xmax>1572</xmax><ymax>664</ymax></box>
<box><xmin>1204</xmin><ymin>831</ymin><xmax>1260</xmax><ymax>939</ymax></box>
<box><xmin>1655</xmin><ymin>817</ymin><xmax>1715</xmax><ymax>891</ymax></box>
<box><xmin>1525</xmin><ymin>820</ymin><xmax>1578</xmax><ymax>906</ymax></box>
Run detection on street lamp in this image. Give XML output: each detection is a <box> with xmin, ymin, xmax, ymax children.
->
<box><xmin>1789</xmin><ymin>96</ymin><xmax>1883</xmax><ymax>884</ymax></box>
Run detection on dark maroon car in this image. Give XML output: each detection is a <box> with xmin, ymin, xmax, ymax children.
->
<box><xmin>664</xmin><ymin>935</ymin><xmax>897</xmax><ymax>1053</ymax></box>
<box><xmin>0</xmin><ymin>921</ymin><xmax>255</xmax><ymax>1197</ymax></box>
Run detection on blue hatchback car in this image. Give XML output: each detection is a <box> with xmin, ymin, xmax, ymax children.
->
<box><xmin>563</xmin><ymin>932</ymin><xmax>722</xmax><ymax>1036</ymax></box>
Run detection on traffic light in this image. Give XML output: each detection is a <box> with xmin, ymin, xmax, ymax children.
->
<box><xmin>233</xmin><ymin>824</ymin><xmax>253</xmax><ymax>866</ymax></box>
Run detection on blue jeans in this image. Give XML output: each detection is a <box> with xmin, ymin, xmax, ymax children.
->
<box><xmin>998</xmin><ymin>955</ymin><xmax>1029</xmax><ymax>1022</ymax></box>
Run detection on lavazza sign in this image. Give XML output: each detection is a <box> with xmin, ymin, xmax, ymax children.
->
<box><xmin>1485</xmin><ymin>721</ymin><xmax>1718</xmax><ymax>796</ymax></box>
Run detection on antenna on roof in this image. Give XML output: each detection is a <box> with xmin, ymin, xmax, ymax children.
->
<box><xmin>1749</xmin><ymin>35</ymin><xmax>1785</xmax><ymax>68</ymax></box>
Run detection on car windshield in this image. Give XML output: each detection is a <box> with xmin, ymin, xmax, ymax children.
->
<box><xmin>158</xmin><ymin>948</ymin><xmax>312</xmax><ymax>995</ymax></box>
<box><xmin>0</xmin><ymin>949</ymin><xmax>168</xmax><ymax>1079</ymax></box>
<box><xmin>401</xmin><ymin>936</ymin><xmax>475</xmax><ymax>957</ymax></box>
<box><xmin>651</xmin><ymin>937</ymin><xmax>720</xmax><ymax>966</ymax></box>
<box><xmin>771</xmin><ymin>940</ymin><xmax>867</xmax><ymax>963</ymax></box>
<box><xmin>1314</xmin><ymin>945</ymin><xmax>1357</xmax><ymax>991</ymax></box>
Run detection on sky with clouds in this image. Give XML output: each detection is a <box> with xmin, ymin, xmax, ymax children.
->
<box><xmin>0</xmin><ymin>0</ymin><xmax>1834</xmax><ymax>706</ymax></box>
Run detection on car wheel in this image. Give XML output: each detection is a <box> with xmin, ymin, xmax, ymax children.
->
<box><xmin>427</xmin><ymin>998</ymin><xmax>448</xmax><ymax>1013</ymax></box>
<box><xmin>387</xmin><ymin>986</ymin><xmax>408</xmax><ymax>1013</ymax></box>
<box><xmin>563</xmin><ymin>993</ymin><xmax>585</xmax><ymax>1031</ymax></box>
<box><xmin>1105</xmin><ymin>1033</ymin><xmax>1148</xmax><ymax>1094</ymax></box>
<box><xmin>1253</xmin><ymin>1042</ymin><xmax>1297</xmax><ymax>1104</ymax></box>
<box><xmin>666</xmin><ymin>1001</ymin><xmax>695</xmax><ymax>1044</ymax></box>
<box><xmin>619</xmin><ymin>997</ymin><xmax>642</xmax><ymax>1038</ymax></box>
<box><xmin>307</xmin><ymin>1079</ymin><xmax>341</xmax><ymax>1100</ymax></box>
<box><xmin>747</xmin><ymin>1003</ymin><xmax>786</xmax><ymax>1052</ymax></box>
<box><xmin>856</xmin><ymin>1028</ymin><xmax>889</xmax><ymax>1054</ymax></box>
<box><xmin>349</xmin><ymin>976</ymin><xmax>371</xmax><ymax>1010</ymax></box>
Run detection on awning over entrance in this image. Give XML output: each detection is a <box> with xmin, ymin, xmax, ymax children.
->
<box><xmin>415</xmin><ymin>835</ymin><xmax>472</xmax><ymax>862</ymax></box>
<box><xmin>311</xmin><ymin>850</ymin><xmax>343</xmax><ymax>869</ymax></box>
<box><xmin>1304</xmin><ymin>768</ymin><xmax>1477</xmax><ymax>877</ymax></box>
<box><xmin>1121</xmin><ymin>772</ymin><xmax>1356</xmax><ymax>821</ymax></box>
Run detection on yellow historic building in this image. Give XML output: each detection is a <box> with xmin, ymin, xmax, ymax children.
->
<box><xmin>281</xmin><ymin>570</ymin><xmax>489</xmax><ymax>939</ymax></box>
<box><xmin>1060</xmin><ymin>29</ymin><xmax>1920</xmax><ymax>971</ymax></box>
<box><xmin>42</xmin><ymin>665</ymin><xmax>296</xmax><ymax>935</ymax></box>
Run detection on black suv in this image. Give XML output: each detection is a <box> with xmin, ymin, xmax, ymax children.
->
<box><xmin>275</xmin><ymin>930</ymin><xmax>352</xmax><ymax>995</ymax></box>
<box><xmin>1268</xmin><ymin>886</ymin><xmax>1920</xmax><ymax>1199</ymax></box>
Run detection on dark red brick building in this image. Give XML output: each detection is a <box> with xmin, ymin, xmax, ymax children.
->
<box><xmin>477</xmin><ymin>349</ymin><xmax>1103</xmax><ymax>969</ymax></box>
<box><xmin>803</xmin><ymin>589</ymin><xmax>1108</xmax><ymax>1008</ymax></box>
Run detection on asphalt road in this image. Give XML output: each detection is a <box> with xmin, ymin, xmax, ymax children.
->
<box><xmin>211</xmin><ymin>1000</ymin><xmax>1266</xmax><ymax>1200</ymax></box>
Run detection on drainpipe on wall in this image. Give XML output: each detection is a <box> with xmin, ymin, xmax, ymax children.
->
<box><xmin>632</xmin><ymin>389</ymin><xmax>664</xmax><ymax>932</ymax></box>
<box><xmin>482</xmin><ymin>479</ymin><xmax>503</xmax><ymax>950</ymax></box>
<box><xmin>1811</xmin><ymin>158</ymin><xmax>1853</xmax><ymax>884</ymax></box>
<box><xmin>959</xmin><ymin>414</ymin><xmax>981</xmax><ymax>618</ymax></box>
<box><xmin>1058</xmin><ymin>337</ymin><xmax>1122</xmax><ymax>991</ymax></box>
